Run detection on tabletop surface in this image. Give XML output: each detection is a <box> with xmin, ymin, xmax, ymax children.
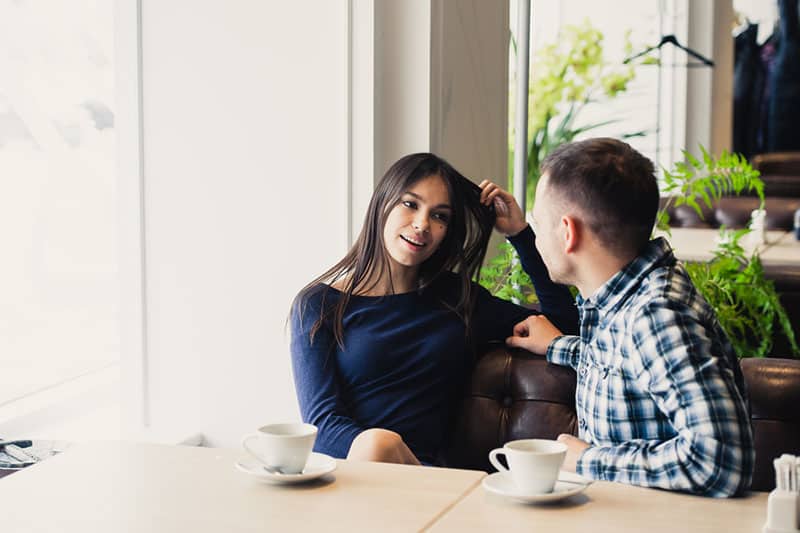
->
<box><xmin>659</xmin><ymin>227</ymin><xmax>787</xmax><ymax>263</ymax></box>
<box><xmin>0</xmin><ymin>441</ymin><xmax>484</xmax><ymax>533</ymax></box>
<box><xmin>0</xmin><ymin>441</ymin><xmax>772</xmax><ymax>532</ymax></box>
<box><xmin>758</xmin><ymin>229</ymin><xmax>800</xmax><ymax>265</ymax></box>
<box><xmin>429</xmin><ymin>474</ymin><xmax>769</xmax><ymax>533</ymax></box>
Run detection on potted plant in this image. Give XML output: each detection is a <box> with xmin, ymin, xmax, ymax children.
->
<box><xmin>658</xmin><ymin>147</ymin><xmax>798</xmax><ymax>358</ymax></box>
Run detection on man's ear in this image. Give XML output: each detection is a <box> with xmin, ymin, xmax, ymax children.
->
<box><xmin>561</xmin><ymin>215</ymin><xmax>580</xmax><ymax>254</ymax></box>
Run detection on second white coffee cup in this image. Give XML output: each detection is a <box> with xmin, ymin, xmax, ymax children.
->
<box><xmin>488</xmin><ymin>439</ymin><xmax>567</xmax><ymax>494</ymax></box>
<box><xmin>241</xmin><ymin>422</ymin><xmax>317</xmax><ymax>474</ymax></box>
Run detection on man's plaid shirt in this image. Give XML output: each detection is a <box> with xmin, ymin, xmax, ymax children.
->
<box><xmin>547</xmin><ymin>238</ymin><xmax>754</xmax><ymax>497</ymax></box>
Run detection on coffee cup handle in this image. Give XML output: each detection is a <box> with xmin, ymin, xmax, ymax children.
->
<box><xmin>488</xmin><ymin>448</ymin><xmax>509</xmax><ymax>473</ymax></box>
<box><xmin>241</xmin><ymin>433</ymin><xmax>261</xmax><ymax>461</ymax></box>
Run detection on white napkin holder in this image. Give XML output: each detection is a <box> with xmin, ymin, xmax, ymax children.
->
<box><xmin>764</xmin><ymin>454</ymin><xmax>800</xmax><ymax>533</ymax></box>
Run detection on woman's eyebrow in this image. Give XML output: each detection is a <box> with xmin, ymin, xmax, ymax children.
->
<box><xmin>404</xmin><ymin>191</ymin><xmax>452</xmax><ymax>210</ymax></box>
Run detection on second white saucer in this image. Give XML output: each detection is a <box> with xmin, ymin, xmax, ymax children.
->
<box><xmin>482</xmin><ymin>471</ymin><xmax>591</xmax><ymax>503</ymax></box>
<box><xmin>235</xmin><ymin>452</ymin><xmax>337</xmax><ymax>484</ymax></box>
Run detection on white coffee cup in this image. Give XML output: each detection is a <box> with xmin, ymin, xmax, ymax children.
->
<box><xmin>488</xmin><ymin>439</ymin><xmax>567</xmax><ymax>494</ymax></box>
<box><xmin>241</xmin><ymin>423</ymin><xmax>317</xmax><ymax>474</ymax></box>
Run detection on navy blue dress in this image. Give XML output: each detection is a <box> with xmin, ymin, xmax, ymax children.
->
<box><xmin>290</xmin><ymin>226</ymin><xmax>577</xmax><ymax>464</ymax></box>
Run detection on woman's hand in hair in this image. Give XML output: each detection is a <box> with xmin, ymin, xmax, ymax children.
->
<box><xmin>479</xmin><ymin>180</ymin><xmax>528</xmax><ymax>237</ymax></box>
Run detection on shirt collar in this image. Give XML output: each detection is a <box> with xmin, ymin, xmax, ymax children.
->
<box><xmin>580</xmin><ymin>237</ymin><xmax>675</xmax><ymax>314</ymax></box>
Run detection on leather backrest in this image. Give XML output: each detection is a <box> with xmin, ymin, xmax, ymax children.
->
<box><xmin>741</xmin><ymin>357</ymin><xmax>800</xmax><ymax>491</ymax></box>
<box><xmin>753</xmin><ymin>152</ymin><xmax>800</xmax><ymax>176</ymax></box>
<box><xmin>446</xmin><ymin>344</ymin><xmax>800</xmax><ymax>492</ymax></box>
<box><xmin>442</xmin><ymin>344</ymin><xmax>576</xmax><ymax>472</ymax></box>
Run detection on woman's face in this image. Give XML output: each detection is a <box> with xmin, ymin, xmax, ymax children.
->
<box><xmin>382</xmin><ymin>174</ymin><xmax>452</xmax><ymax>274</ymax></box>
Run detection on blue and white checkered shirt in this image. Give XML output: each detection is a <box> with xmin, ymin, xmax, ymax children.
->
<box><xmin>547</xmin><ymin>238</ymin><xmax>754</xmax><ymax>497</ymax></box>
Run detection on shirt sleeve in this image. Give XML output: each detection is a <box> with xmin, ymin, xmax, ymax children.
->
<box><xmin>546</xmin><ymin>335</ymin><xmax>581</xmax><ymax>369</ymax></box>
<box><xmin>575</xmin><ymin>297</ymin><xmax>755</xmax><ymax>497</ymax></box>
<box><xmin>507</xmin><ymin>225</ymin><xmax>578</xmax><ymax>335</ymax></box>
<box><xmin>290</xmin><ymin>293</ymin><xmax>365</xmax><ymax>459</ymax></box>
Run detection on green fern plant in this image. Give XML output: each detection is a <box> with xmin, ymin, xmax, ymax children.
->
<box><xmin>657</xmin><ymin>147</ymin><xmax>797</xmax><ymax>358</ymax></box>
<box><xmin>657</xmin><ymin>147</ymin><xmax>764</xmax><ymax>232</ymax></box>
<box><xmin>683</xmin><ymin>229</ymin><xmax>799</xmax><ymax>358</ymax></box>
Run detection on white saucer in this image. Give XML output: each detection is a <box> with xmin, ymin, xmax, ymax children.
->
<box><xmin>482</xmin><ymin>471</ymin><xmax>592</xmax><ymax>503</ymax></box>
<box><xmin>235</xmin><ymin>452</ymin><xmax>337</xmax><ymax>484</ymax></box>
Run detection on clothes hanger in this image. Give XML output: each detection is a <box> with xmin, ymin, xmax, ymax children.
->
<box><xmin>624</xmin><ymin>34</ymin><xmax>714</xmax><ymax>67</ymax></box>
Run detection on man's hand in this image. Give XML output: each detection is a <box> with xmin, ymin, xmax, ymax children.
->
<box><xmin>506</xmin><ymin>315</ymin><xmax>563</xmax><ymax>355</ymax></box>
<box><xmin>479</xmin><ymin>180</ymin><xmax>527</xmax><ymax>237</ymax></box>
<box><xmin>557</xmin><ymin>434</ymin><xmax>590</xmax><ymax>472</ymax></box>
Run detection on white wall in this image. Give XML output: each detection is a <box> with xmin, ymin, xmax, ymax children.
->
<box><xmin>372</xmin><ymin>0</ymin><xmax>508</xmax><ymax>185</ymax></box>
<box><xmin>431</xmin><ymin>0</ymin><xmax>509</xmax><ymax>183</ymax></box>
<box><xmin>122</xmin><ymin>1</ymin><xmax>349</xmax><ymax>447</ymax></box>
<box><xmin>686</xmin><ymin>0</ymin><xmax>734</xmax><ymax>156</ymax></box>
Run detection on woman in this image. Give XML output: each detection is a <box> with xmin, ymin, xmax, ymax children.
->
<box><xmin>290</xmin><ymin>153</ymin><xmax>576</xmax><ymax>465</ymax></box>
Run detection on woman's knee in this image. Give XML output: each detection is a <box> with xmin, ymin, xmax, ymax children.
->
<box><xmin>347</xmin><ymin>428</ymin><xmax>405</xmax><ymax>462</ymax></box>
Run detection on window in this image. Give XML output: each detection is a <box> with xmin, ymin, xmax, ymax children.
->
<box><xmin>512</xmin><ymin>0</ymin><xmax>690</xmax><ymax>174</ymax></box>
<box><xmin>0</xmin><ymin>0</ymin><xmax>117</xmax><ymax>431</ymax></box>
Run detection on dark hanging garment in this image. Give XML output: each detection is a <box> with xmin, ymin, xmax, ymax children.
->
<box><xmin>733</xmin><ymin>24</ymin><xmax>762</xmax><ymax>159</ymax></box>
<box><xmin>767</xmin><ymin>0</ymin><xmax>800</xmax><ymax>151</ymax></box>
<box><xmin>757</xmin><ymin>34</ymin><xmax>779</xmax><ymax>154</ymax></box>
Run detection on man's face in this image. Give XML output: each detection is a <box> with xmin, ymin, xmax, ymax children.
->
<box><xmin>531</xmin><ymin>174</ymin><xmax>572</xmax><ymax>285</ymax></box>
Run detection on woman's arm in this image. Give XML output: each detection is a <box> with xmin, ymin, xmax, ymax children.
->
<box><xmin>479</xmin><ymin>181</ymin><xmax>578</xmax><ymax>335</ymax></box>
<box><xmin>508</xmin><ymin>226</ymin><xmax>578</xmax><ymax>334</ymax></box>
<box><xmin>290</xmin><ymin>293</ymin><xmax>365</xmax><ymax>458</ymax></box>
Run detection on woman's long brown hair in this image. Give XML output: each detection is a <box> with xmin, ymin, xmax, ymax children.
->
<box><xmin>292</xmin><ymin>153</ymin><xmax>495</xmax><ymax>349</ymax></box>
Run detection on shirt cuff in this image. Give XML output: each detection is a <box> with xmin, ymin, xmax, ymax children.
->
<box><xmin>575</xmin><ymin>445</ymin><xmax>603</xmax><ymax>480</ymax></box>
<box><xmin>505</xmin><ymin>223</ymin><xmax>533</xmax><ymax>243</ymax></box>
<box><xmin>546</xmin><ymin>335</ymin><xmax>581</xmax><ymax>369</ymax></box>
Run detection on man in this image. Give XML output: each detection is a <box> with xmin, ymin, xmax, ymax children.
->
<box><xmin>506</xmin><ymin>138</ymin><xmax>754</xmax><ymax>497</ymax></box>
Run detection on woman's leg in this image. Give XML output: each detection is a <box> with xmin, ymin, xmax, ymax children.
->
<box><xmin>346</xmin><ymin>428</ymin><xmax>421</xmax><ymax>465</ymax></box>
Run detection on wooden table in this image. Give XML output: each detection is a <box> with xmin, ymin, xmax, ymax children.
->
<box><xmin>0</xmin><ymin>441</ymin><xmax>483</xmax><ymax>532</ymax></box>
<box><xmin>429</xmin><ymin>477</ymin><xmax>769</xmax><ymax>533</ymax></box>
<box><xmin>758</xmin><ymin>230</ymin><xmax>800</xmax><ymax>266</ymax></box>
<box><xmin>0</xmin><ymin>441</ymin><xmax>771</xmax><ymax>532</ymax></box>
<box><xmin>657</xmin><ymin>227</ymin><xmax>787</xmax><ymax>263</ymax></box>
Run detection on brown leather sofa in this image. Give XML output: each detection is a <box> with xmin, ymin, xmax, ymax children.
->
<box><xmin>443</xmin><ymin>344</ymin><xmax>800</xmax><ymax>492</ymax></box>
<box><xmin>753</xmin><ymin>152</ymin><xmax>800</xmax><ymax>198</ymax></box>
<box><xmin>765</xmin><ymin>265</ymin><xmax>800</xmax><ymax>356</ymax></box>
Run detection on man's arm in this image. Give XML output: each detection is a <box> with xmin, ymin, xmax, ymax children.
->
<box><xmin>576</xmin><ymin>297</ymin><xmax>754</xmax><ymax>497</ymax></box>
<box><xmin>546</xmin><ymin>334</ymin><xmax>581</xmax><ymax>369</ymax></box>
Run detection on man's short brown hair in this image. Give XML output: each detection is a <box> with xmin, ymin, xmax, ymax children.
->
<box><xmin>541</xmin><ymin>137</ymin><xmax>659</xmax><ymax>256</ymax></box>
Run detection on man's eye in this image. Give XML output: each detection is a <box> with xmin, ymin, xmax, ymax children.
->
<box><xmin>402</xmin><ymin>200</ymin><xmax>417</xmax><ymax>209</ymax></box>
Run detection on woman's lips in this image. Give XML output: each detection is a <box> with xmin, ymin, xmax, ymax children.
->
<box><xmin>400</xmin><ymin>234</ymin><xmax>426</xmax><ymax>250</ymax></box>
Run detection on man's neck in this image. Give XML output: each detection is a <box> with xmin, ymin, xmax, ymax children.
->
<box><xmin>574</xmin><ymin>248</ymin><xmax>637</xmax><ymax>300</ymax></box>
